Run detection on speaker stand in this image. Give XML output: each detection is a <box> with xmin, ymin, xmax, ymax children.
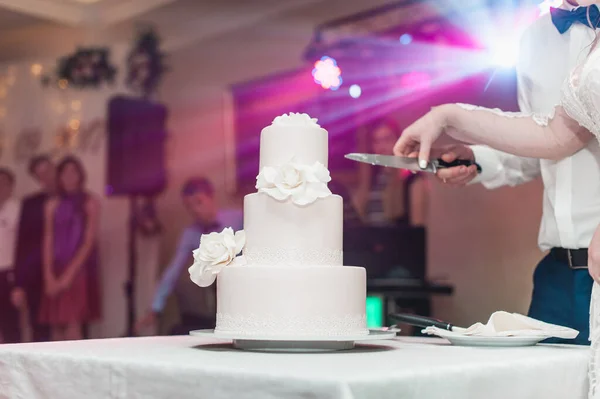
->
<box><xmin>125</xmin><ymin>196</ymin><xmax>137</xmax><ymax>336</ymax></box>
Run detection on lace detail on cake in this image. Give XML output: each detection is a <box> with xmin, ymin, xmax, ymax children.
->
<box><xmin>456</xmin><ymin>103</ymin><xmax>555</xmax><ymax>127</ymax></box>
<box><xmin>215</xmin><ymin>313</ymin><xmax>368</xmax><ymax>336</ymax></box>
<box><xmin>589</xmin><ymin>283</ymin><xmax>600</xmax><ymax>399</ymax></box>
<box><xmin>244</xmin><ymin>247</ymin><xmax>343</xmax><ymax>266</ymax></box>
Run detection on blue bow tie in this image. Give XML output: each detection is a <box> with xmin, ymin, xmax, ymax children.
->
<box><xmin>550</xmin><ymin>5</ymin><xmax>600</xmax><ymax>34</ymax></box>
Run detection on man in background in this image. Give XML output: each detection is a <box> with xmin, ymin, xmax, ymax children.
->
<box><xmin>135</xmin><ymin>177</ymin><xmax>243</xmax><ymax>335</ymax></box>
<box><xmin>0</xmin><ymin>168</ymin><xmax>22</xmax><ymax>343</ymax></box>
<box><xmin>13</xmin><ymin>155</ymin><xmax>55</xmax><ymax>342</ymax></box>
<box><xmin>433</xmin><ymin>1</ymin><xmax>599</xmax><ymax>344</ymax></box>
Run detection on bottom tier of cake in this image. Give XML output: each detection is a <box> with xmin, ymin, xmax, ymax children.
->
<box><xmin>215</xmin><ymin>265</ymin><xmax>368</xmax><ymax>337</ymax></box>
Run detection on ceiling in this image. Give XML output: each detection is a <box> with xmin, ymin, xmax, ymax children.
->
<box><xmin>0</xmin><ymin>0</ymin><xmax>388</xmax><ymax>62</ymax></box>
<box><xmin>0</xmin><ymin>7</ymin><xmax>44</xmax><ymax>30</ymax></box>
<box><xmin>0</xmin><ymin>0</ymin><xmax>177</xmax><ymax>27</ymax></box>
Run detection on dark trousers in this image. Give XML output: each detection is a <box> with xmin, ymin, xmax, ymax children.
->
<box><xmin>528</xmin><ymin>253</ymin><xmax>593</xmax><ymax>345</ymax></box>
<box><xmin>0</xmin><ymin>270</ymin><xmax>20</xmax><ymax>343</ymax></box>
<box><xmin>170</xmin><ymin>313</ymin><xmax>215</xmax><ymax>335</ymax></box>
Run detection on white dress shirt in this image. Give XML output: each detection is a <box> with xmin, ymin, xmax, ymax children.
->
<box><xmin>0</xmin><ymin>198</ymin><xmax>20</xmax><ymax>271</ymax></box>
<box><xmin>471</xmin><ymin>2</ymin><xmax>600</xmax><ymax>251</ymax></box>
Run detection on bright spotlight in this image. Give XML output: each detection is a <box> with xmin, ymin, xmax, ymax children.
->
<box><xmin>349</xmin><ymin>84</ymin><xmax>361</xmax><ymax>98</ymax></box>
<box><xmin>312</xmin><ymin>56</ymin><xmax>342</xmax><ymax>90</ymax></box>
<box><xmin>491</xmin><ymin>42</ymin><xmax>519</xmax><ymax>67</ymax></box>
<box><xmin>399</xmin><ymin>33</ymin><xmax>412</xmax><ymax>45</ymax></box>
<box><xmin>538</xmin><ymin>0</ymin><xmax>562</xmax><ymax>15</ymax></box>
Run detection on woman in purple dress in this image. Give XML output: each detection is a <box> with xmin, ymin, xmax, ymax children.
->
<box><xmin>39</xmin><ymin>156</ymin><xmax>101</xmax><ymax>340</ymax></box>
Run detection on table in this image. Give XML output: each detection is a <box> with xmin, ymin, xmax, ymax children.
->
<box><xmin>0</xmin><ymin>336</ymin><xmax>590</xmax><ymax>399</ymax></box>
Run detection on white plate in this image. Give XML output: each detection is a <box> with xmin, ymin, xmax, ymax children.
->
<box><xmin>189</xmin><ymin>329</ymin><xmax>397</xmax><ymax>352</ymax></box>
<box><xmin>442</xmin><ymin>334</ymin><xmax>548</xmax><ymax>347</ymax></box>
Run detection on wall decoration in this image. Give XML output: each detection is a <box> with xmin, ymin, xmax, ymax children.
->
<box><xmin>42</xmin><ymin>48</ymin><xmax>117</xmax><ymax>89</ymax></box>
<box><xmin>54</xmin><ymin>124</ymin><xmax>79</xmax><ymax>153</ymax></box>
<box><xmin>53</xmin><ymin>118</ymin><xmax>105</xmax><ymax>155</ymax></box>
<box><xmin>78</xmin><ymin>119</ymin><xmax>105</xmax><ymax>154</ymax></box>
<box><xmin>14</xmin><ymin>128</ymin><xmax>42</xmax><ymax>162</ymax></box>
<box><xmin>126</xmin><ymin>26</ymin><xmax>167</xmax><ymax>97</ymax></box>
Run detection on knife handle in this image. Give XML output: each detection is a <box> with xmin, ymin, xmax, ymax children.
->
<box><xmin>389</xmin><ymin>313</ymin><xmax>453</xmax><ymax>331</ymax></box>
<box><xmin>436</xmin><ymin>159</ymin><xmax>482</xmax><ymax>173</ymax></box>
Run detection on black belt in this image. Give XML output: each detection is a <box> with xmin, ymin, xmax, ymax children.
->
<box><xmin>550</xmin><ymin>248</ymin><xmax>588</xmax><ymax>269</ymax></box>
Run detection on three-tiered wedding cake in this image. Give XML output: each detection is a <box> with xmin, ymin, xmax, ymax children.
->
<box><xmin>189</xmin><ymin>113</ymin><xmax>368</xmax><ymax>337</ymax></box>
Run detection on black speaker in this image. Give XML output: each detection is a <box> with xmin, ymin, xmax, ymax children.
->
<box><xmin>344</xmin><ymin>226</ymin><xmax>426</xmax><ymax>280</ymax></box>
<box><xmin>107</xmin><ymin>96</ymin><xmax>168</xmax><ymax>196</ymax></box>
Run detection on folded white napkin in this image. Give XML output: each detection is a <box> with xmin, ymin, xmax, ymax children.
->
<box><xmin>422</xmin><ymin>311</ymin><xmax>579</xmax><ymax>339</ymax></box>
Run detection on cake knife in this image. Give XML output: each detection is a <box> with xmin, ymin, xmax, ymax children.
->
<box><xmin>389</xmin><ymin>313</ymin><xmax>467</xmax><ymax>333</ymax></box>
<box><xmin>344</xmin><ymin>153</ymin><xmax>481</xmax><ymax>174</ymax></box>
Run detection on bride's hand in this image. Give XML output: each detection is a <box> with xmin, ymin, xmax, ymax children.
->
<box><xmin>589</xmin><ymin>224</ymin><xmax>600</xmax><ymax>283</ymax></box>
<box><xmin>393</xmin><ymin>105</ymin><xmax>451</xmax><ymax>167</ymax></box>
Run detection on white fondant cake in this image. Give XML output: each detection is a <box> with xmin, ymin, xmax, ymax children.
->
<box><xmin>189</xmin><ymin>112</ymin><xmax>368</xmax><ymax>337</ymax></box>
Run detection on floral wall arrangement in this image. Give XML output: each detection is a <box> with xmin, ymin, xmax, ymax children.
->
<box><xmin>42</xmin><ymin>48</ymin><xmax>117</xmax><ymax>89</ymax></box>
<box><xmin>126</xmin><ymin>26</ymin><xmax>168</xmax><ymax>97</ymax></box>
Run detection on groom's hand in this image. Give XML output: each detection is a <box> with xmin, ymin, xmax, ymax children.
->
<box><xmin>432</xmin><ymin>145</ymin><xmax>478</xmax><ymax>187</ymax></box>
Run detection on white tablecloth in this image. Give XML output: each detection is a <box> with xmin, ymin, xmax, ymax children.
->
<box><xmin>0</xmin><ymin>336</ymin><xmax>590</xmax><ymax>399</ymax></box>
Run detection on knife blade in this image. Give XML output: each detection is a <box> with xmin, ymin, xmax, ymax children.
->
<box><xmin>344</xmin><ymin>153</ymin><xmax>481</xmax><ymax>174</ymax></box>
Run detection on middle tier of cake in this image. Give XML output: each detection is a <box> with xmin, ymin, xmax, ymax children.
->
<box><xmin>243</xmin><ymin>193</ymin><xmax>343</xmax><ymax>266</ymax></box>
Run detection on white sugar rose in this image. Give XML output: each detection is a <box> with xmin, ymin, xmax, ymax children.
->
<box><xmin>256</xmin><ymin>160</ymin><xmax>332</xmax><ymax>205</ymax></box>
<box><xmin>271</xmin><ymin>112</ymin><xmax>320</xmax><ymax>127</ymax></box>
<box><xmin>188</xmin><ymin>227</ymin><xmax>246</xmax><ymax>287</ymax></box>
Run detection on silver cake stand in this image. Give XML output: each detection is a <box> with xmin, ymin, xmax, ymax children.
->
<box><xmin>189</xmin><ymin>329</ymin><xmax>398</xmax><ymax>352</ymax></box>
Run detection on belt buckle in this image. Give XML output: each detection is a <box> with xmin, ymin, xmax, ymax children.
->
<box><xmin>567</xmin><ymin>249</ymin><xmax>587</xmax><ymax>270</ymax></box>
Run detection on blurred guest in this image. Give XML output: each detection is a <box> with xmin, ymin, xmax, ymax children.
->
<box><xmin>135</xmin><ymin>177</ymin><xmax>243</xmax><ymax>335</ymax></box>
<box><xmin>0</xmin><ymin>168</ymin><xmax>22</xmax><ymax>343</ymax></box>
<box><xmin>39</xmin><ymin>156</ymin><xmax>101</xmax><ymax>341</ymax></box>
<box><xmin>13</xmin><ymin>155</ymin><xmax>55</xmax><ymax>342</ymax></box>
<box><xmin>353</xmin><ymin>118</ymin><xmax>429</xmax><ymax>227</ymax></box>
<box><xmin>329</xmin><ymin>181</ymin><xmax>362</xmax><ymax>228</ymax></box>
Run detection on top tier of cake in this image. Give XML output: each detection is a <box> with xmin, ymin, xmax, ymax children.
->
<box><xmin>259</xmin><ymin>113</ymin><xmax>329</xmax><ymax>169</ymax></box>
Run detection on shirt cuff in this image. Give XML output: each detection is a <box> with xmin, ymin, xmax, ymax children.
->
<box><xmin>469</xmin><ymin>145</ymin><xmax>504</xmax><ymax>187</ymax></box>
